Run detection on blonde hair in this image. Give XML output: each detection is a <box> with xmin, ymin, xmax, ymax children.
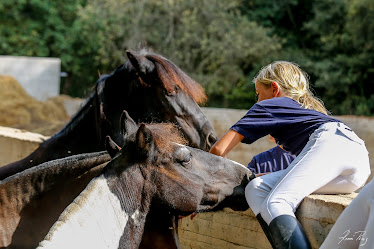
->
<box><xmin>254</xmin><ymin>61</ymin><xmax>329</xmax><ymax>115</ymax></box>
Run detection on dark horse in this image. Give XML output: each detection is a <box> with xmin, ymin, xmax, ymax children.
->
<box><xmin>36</xmin><ymin>122</ymin><xmax>251</xmax><ymax>249</ymax></box>
<box><xmin>0</xmin><ymin>49</ymin><xmax>217</xmax><ymax>180</ymax></box>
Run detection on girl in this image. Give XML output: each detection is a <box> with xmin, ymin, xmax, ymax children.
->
<box><xmin>210</xmin><ymin>61</ymin><xmax>370</xmax><ymax>248</ymax></box>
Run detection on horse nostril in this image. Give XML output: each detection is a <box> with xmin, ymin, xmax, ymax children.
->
<box><xmin>201</xmin><ymin>195</ymin><xmax>219</xmax><ymax>206</ymax></box>
<box><xmin>206</xmin><ymin>132</ymin><xmax>218</xmax><ymax>148</ymax></box>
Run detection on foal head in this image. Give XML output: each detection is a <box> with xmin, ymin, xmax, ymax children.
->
<box><xmin>95</xmin><ymin>49</ymin><xmax>217</xmax><ymax>151</ymax></box>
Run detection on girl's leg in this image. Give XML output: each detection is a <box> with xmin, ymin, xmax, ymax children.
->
<box><xmin>245</xmin><ymin>171</ymin><xmax>284</xmax><ymax>248</ymax></box>
<box><xmin>320</xmin><ymin>178</ymin><xmax>374</xmax><ymax>249</ymax></box>
<box><xmin>260</xmin><ymin>123</ymin><xmax>369</xmax><ymax>224</ymax></box>
<box><xmin>245</xmin><ymin>170</ymin><xmax>283</xmax><ymax>216</ymax></box>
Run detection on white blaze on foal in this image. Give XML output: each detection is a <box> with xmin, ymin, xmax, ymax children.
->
<box><xmin>37</xmin><ymin>176</ymin><xmax>128</xmax><ymax>249</ymax></box>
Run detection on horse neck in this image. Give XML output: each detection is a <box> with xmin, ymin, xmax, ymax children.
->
<box><xmin>47</xmin><ymin>94</ymin><xmax>100</xmax><ymax>149</ymax></box>
<box><xmin>0</xmin><ymin>152</ymin><xmax>110</xmax><ymax>248</ymax></box>
<box><xmin>0</xmin><ymin>95</ymin><xmax>101</xmax><ymax>180</ymax></box>
<box><xmin>37</xmin><ymin>169</ymin><xmax>152</xmax><ymax>249</ymax></box>
<box><xmin>107</xmin><ymin>165</ymin><xmax>155</xmax><ymax>248</ymax></box>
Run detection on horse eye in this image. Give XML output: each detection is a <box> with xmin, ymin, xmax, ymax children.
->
<box><xmin>175</xmin><ymin>148</ymin><xmax>192</xmax><ymax>167</ymax></box>
<box><xmin>181</xmin><ymin>153</ymin><xmax>192</xmax><ymax>167</ymax></box>
<box><xmin>166</xmin><ymin>90</ymin><xmax>177</xmax><ymax>96</ymax></box>
<box><xmin>182</xmin><ymin>153</ymin><xmax>192</xmax><ymax>165</ymax></box>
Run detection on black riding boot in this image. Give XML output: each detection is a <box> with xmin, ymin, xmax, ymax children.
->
<box><xmin>256</xmin><ymin>214</ymin><xmax>276</xmax><ymax>249</ymax></box>
<box><xmin>268</xmin><ymin>215</ymin><xmax>312</xmax><ymax>249</ymax></box>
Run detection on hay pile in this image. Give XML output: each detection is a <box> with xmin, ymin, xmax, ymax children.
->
<box><xmin>0</xmin><ymin>75</ymin><xmax>72</xmax><ymax>136</ymax></box>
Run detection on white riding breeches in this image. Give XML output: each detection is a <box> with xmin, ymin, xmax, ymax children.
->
<box><xmin>245</xmin><ymin>122</ymin><xmax>370</xmax><ymax>225</ymax></box>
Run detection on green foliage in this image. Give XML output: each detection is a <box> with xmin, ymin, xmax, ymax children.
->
<box><xmin>66</xmin><ymin>0</ymin><xmax>281</xmax><ymax>103</ymax></box>
<box><xmin>301</xmin><ymin>0</ymin><xmax>374</xmax><ymax>115</ymax></box>
<box><xmin>1</xmin><ymin>0</ymin><xmax>373</xmax><ymax>115</ymax></box>
<box><xmin>0</xmin><ymin>0</ymin><xmax>84</xmax><ymax>60</ymax></box>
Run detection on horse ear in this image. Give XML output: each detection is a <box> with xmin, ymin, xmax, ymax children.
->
<box><xmin>126</xmin><ymin>50</ymin><xmax>155</xmax><ymax>74</ymax></box>
<box><xmin>105</xmin><ymin>136</ymin><xmax>121</xmax><ymax>158</ymax></box>
<box><xmin>120</xmin><ymin>110</ymin><xmax>137</xmax><ymax>139</ymax></box>
<box><xmin>136</xmin><ymin>123</ymin><xmax>155</xmax><ymax>157</ymax></box>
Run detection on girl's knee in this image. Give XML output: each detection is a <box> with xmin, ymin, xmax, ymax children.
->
<box><xmin>245</xmin><ymin>178</ymin><xmax>265</xmax><ymax>214</ymax></box>
<box><xmin>260</xmin><ymin>199</ymin><xmax>296</xmax><ymax>224</ymax></box>
<box><xmin>245</xmin><ymin>178</ymin><xmax>263</xmax><ymax>199</ymax></box>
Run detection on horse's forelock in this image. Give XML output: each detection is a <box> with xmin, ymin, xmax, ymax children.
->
<box><xmin>147</xmin><ymin>123</ymin><xmax>187</xmax><ymax>155</ymax></box>
<box><xmin>147</xmin><ymin>55</ymin><xmax>207</xmax><ymax>105</ymax></box>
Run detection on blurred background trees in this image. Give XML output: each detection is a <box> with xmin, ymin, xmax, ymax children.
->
<box><xmin>0</xmin><ymin>0</ymin><xmax>373</xmax><ymax>115</ymax></box>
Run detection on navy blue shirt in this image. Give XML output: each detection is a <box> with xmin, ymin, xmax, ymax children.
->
<box><xmin>248</xmin><ymin>146</ymin><xmax>296</xmax><ymax>174</ymax></box>
<box><xmin>231</xmin><ymin>97</ymin><xmax>340</xmax><ymax>155</ymax></box>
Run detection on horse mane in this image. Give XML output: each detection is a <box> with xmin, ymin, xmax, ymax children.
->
<box><xmin>144</xmin><ymin>52</ymin><xmax>207</xmax><ymax>105</ymax></box>
<box><xmin>146</xmin><ymin>123</ymin><xmax>188</xmax><ymax>154</ymax></box>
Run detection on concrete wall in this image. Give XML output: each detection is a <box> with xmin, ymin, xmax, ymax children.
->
<box><xmin>0</xmin><ymin>56</ymin><xmax>61</xmax><ymax>101</ymax></box>
<box><xmin>0</xmin><ymin>126</ymin><xmax>49</xmax><ymax>166</ymax></box>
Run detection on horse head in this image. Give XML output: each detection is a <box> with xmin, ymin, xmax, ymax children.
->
<box><xmin>95</xmin><ymin>49</ymin><xmax>217</xmax><ymax>152</ymax></box>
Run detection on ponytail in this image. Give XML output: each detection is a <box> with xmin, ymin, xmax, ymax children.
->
<box><xmin>299</xmin><ymin>91</ymin><xmax>329</xmax><ymax>115</ymax></box>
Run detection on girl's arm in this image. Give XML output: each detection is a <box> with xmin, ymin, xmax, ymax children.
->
<box><xmin>209</xmin><ymin>129</ymin><xmax>244</xmax><ymax>157</ymax></box>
